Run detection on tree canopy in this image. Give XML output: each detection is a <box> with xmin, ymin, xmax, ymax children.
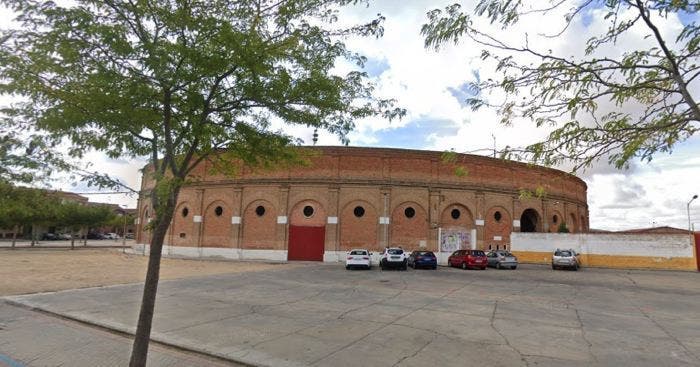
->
<box><xmin>0</xmin><ymin>1</ymin><xmax>402</xmax><ymax>364</ymax></box>
<box><xmin>422</xmin><ymin>0</ymin><xmax>700</xmax><ymax>171</ymax></box>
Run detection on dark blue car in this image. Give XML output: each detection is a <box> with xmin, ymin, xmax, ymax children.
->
<box><xmin>407</xmin><ymin>250</ymin><xmax>437</xmax><ymax>269</ymax></box>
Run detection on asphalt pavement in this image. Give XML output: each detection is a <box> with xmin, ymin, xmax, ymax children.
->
<box><xmin>3</xmin><ymin>263</ymin><xmax>700</xmax><ymax>367</ymax></box>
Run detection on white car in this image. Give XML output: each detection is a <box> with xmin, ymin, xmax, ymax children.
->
<box><xmin>104</xmin><ymin>233</ymin><xmax>119</xmax><ymax>240</ymax></box>
<box><xmin>379</xmin><ymin>247</ymin><xmax>407</xmax><ymax>270</ymax></box>
<box><xmin>552</xmin><ymin>248</ymin><xmax>580</xmax><ymax>270</ymax></box>
<box><xmin>346</xmin><ymin>249</ymin><xmax>371</xmax><ymax>270</ymax></box>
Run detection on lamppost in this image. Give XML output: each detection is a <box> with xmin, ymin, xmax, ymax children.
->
<box><xmin>688</xmin><ymin>194</ymin><xmax>698</xmax><ymax>238</ymax></box>
<box><xmin>685</xmin><ymin>195</ymin><xmax>698</xmax><ymax>232</ymax></box>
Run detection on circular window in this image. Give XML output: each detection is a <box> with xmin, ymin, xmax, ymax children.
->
<box><xmin>494</xmin><ymin>211</ymin><xmax>502</xmax><ymax>222</ymax></box>
<box><xmin>354</xmin><ymin>206</ymin><xmax>365</xmax><ymax>218</ymax></box>
<box><xmin>182</xmin><ymin>207</ymin><xmax>189</xmax><ymax>217</ymax></box>
<box><xmin>303</xmin><ymin>205</ymin><xmax>314</xmax><ymax>218</ymax></box>
<box><xmin>404</xmin><ymin>207</ymin><xmax>416</xmax><ymax>218</ymax></box>
<box><xmin>451</xmin><ymin>209</ymin><xmax>460</xmax><ymax>220</ymax></box>
<box><xmin>215</xmin><ymin>206</ymin><xmax>223</xmax><ymax>216</ymax></box>
<box><xmin>255</xmin><ymin>205</ymin><xmax>265</xmax><ymax>217</ymax></box>
<box><xmin>553</xmin><ymin>215</ymin><xmax>558</xmax><ymax>223</ymax></box>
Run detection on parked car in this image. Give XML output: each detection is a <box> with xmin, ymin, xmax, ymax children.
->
<box><xmin>486</xmin><ymin>250</ymin><xmax>518</xmax><ymax>269</ymax></box>
<box><xmin>41</xmin><ymin>233</ymin><xmax>57</xmax><ymax>241</ymax></box>
<box><xmin>552</xmin><ymin>249</ymin><xmax>579</xmax><ymax>270</ymax></box>
<box><xmin>346</xmin><ymin>249</ymin><xmax>371</xmax><ymax>270</ymax></box>
<box><xmin>407</xmin><ymin>250</ymin><xmax>437</xmax><ymax>269</ymax></box>
<box><xmin>57</xmin><ymin>233</ymin><xmax>72</xmax><ymax>240</ymax></box>
<box><xmin>86</xmin><ymin>232</ymin><xmax>106</xmax><ymax>240</ymax></box>
<box><xmin>448</xmin><ymin>249</ymin><xmax>487</xmax><ymax>270</ymax></box>
<box><xmin>380</xmin><ymin>247</ymin><xmax>407</xmax><ymax>270</ymax></box>
<box><xmin>104</xmin><ymin>232</ymin><xmax>119</xmax><ymax>240</ymax></box>
<box><xmin>125</xmin><ymin>233</ymin><xmax>135</xmax><ymax>239</ymax></box>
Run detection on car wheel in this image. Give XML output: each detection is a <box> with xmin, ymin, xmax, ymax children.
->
<box><xmin>481</xmin><ymin>266</ymin><xmax>486</xmax><ymax>270</ymax></box>
<box><xmin>432</xmin><ymin>265</ymin><xmax>437</xmax><ymax>270</ymax></box>
<box><xmin>346</xmin><ymin>265</ymin><xmax>350</xmax><ymax>270</ymax></box>
<box><xmin>496</xmin><ymin>263</ymin><xmax>501</xmax><ymax>269</ymax></box>
<box><xmin>511</xmin><ymin>266</ymin><xmax>517</xmax><ymax>270</ymax></box>
<box><xmin>461</xmin><ymin>262</ymin><xmax>467</xmax><ymax>270</ymax></box>
<box><xmin>551</xmin><ymin>264</ymin><xmax>556</xmax><ymax>270</ymax></box>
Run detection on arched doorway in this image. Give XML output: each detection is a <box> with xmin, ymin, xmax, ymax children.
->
<box><xmin>288</xmin><ymin>200</ymin><xmax>326</xmax><ymax>261</ymax></box>
<box><xmin>520</xmin><ymin>208</ymin><xmax>541</xmax><ymax>232</ymax></box>
<box><xmin>569</xmin><ymin>213</ymin><xmax>578</xmax><ymax>233</ymax></box>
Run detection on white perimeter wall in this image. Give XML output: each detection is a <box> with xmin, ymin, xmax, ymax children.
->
<box><xmin>511</xmin><ymin>233</ymin><xmax>693</xmax><ymax>258</ymax></box>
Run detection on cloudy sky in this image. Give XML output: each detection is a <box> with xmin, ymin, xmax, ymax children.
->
<box><xmin>3</xmin><ymin>1</ymin><xmax>700</xmax><ymax>231</ymax></box>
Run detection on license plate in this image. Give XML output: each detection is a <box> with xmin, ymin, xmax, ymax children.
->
<box><xmin>391</xmin><ymin>256</ymin><xmax>400</xmax><ymax>259</ymax></box>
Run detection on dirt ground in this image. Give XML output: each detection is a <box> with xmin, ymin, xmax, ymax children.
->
<box><xmin>0</xmin><ymin>249</ymin><xmax>293</xmax><ymax>296</ymax></box>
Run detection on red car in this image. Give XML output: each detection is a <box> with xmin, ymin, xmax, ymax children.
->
<box><xmin>448</xmin><ymin>249</ymin><xmax>488</xmax><ymax>270</ymax></box>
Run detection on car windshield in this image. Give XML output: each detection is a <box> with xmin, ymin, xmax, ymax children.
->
<box><xmin>387</xmin><ymin>249</ymin><xmax>403</xmax><ymax>255</ymax></box>
<box><xmin>350</xmin><ymin>250</ymin><xmax>367</xmax><ymax>255</ymax></box>
<box><xmin>500</xmin><ymin>252</ymin><xmax>514</xmax><ymax>257</ymax></box>
<box><xmin>415</xmin><ymin>251</ymin><xmax>434</xmax><ymax>256</ymax></box>
<box><xmin>555</xmin><ymin>250</ymin><xmax>572</xmax><ymax>257</ymax></box>
<box><xmin>472</xmin><ymin>251</ymin><xmax>485</xmax><ymax>256</ymax></box>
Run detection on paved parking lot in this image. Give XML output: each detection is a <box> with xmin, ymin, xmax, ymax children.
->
<box><xmin>5</xmin><ymin>263</ymin><xmax>700</xmax><ymax>366</ymax></box>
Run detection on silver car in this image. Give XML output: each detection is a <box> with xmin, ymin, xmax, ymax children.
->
<box><xmin>551</xmin><ymin>249</ymin><xmax>580</xmax><ymax>270</ymax></box>
<box><xmin>486</xmin><ymin>251</ymin><xmax>518</xmax><ymax>269</ymax></box>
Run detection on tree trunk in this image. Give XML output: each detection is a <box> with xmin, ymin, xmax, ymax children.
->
<box><xmin>83</xmin><ymin>226</ymin><xmax>88</xmax><ymax>246</ymax></box>
<box><xmin>129</xmin><ymin>190</ymin><xmax>178</xmax><ymax>367</ymax></box>
<box><xmin>71</xmin><ymin>228</ymin><xmax>75</xmax><ymax>250</ymax></box>
<box><xmin>30</xmin><ymin>225</ymin><xmax>36</xmax><ymax>246</ymax></box>
<box><xmin>11</xmin><ymin>225</ymin><xmax>17</xmax><ymax>249</ymax></box>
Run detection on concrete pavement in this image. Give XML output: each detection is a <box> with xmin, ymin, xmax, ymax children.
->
<box><xmin>0</xmin><ymin>302</ymin><xmax>242</xmax><ymax>367</ymax></box>
<box><xmin>4</xmin><ymin>264</ymin><xmax>700</xmax><ymax>366</ymax></box>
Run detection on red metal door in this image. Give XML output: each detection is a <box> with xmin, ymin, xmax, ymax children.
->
<box><xmin>695</xmin><ymin>233</ymin><xmax>700</xmax><ymax>271</ymax></box>
<box><xmin>288</xmin><ymin>225</ymin><xmax>325</xmax><ymax>261</ymax></box>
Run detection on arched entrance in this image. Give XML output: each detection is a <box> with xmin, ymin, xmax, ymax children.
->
<box><xmin>520</xmin><ymin>208</ymin><xmax>541</xmax><ymax>232</ymax></box>
<box><xmin>288</xmin><ymin>200</ymin><xmax>326</xmax><ymax>261</ymax></box>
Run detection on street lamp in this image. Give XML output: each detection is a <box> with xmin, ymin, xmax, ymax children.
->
<box><xmin>688</xmin><ymin>194</ymin><xmax>698</xmax><ymax>235</ymax></box>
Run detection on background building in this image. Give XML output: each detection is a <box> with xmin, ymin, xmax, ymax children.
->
<box><xmin>136</xmin><ymin>147</ymin><xmax>588</xmax><ymax>262</ymax></box>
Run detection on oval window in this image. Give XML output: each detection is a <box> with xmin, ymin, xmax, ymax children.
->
<box><xmin>303</xmin><ymin>205</ymin><xmax>314</xmax><ymax>218</ymax></box>
<box><xmin>404</xmin><ymin>207</ymin><xmax>415</xmax><ymax>218</ymax></box>
<box><xmin>182</xmin><ymin>207</ymin><xmax>189</xmax><ymax>217</ymax></box>
<box><xmin>494</xmin><ymin>211</ymin><xmax>502</xmax><ymax>222</ymax></box>
<box><xmin>451</xmin><ymin>208</ymin><xmax>460</xmax><ymax>220</ymax></box>
<box><xmin>215</xmin><ymin>206</ymin><xmax>223</xmax><ymax>217</ymax></box>
<box><xmin>354</xmin><ymin>206</ymin><xmax>365</xmax><ymax>218</ymax></box>
<box><xmin>255</xmin><ymin>205</ymin><xmax>265</xmax><ymax>217</ymax></box>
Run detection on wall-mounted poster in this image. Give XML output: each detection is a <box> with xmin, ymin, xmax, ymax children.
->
<box><xmin>440</xmin><ymin>229</ymin><xmax>470</xmax><ymax>253</ymax></box>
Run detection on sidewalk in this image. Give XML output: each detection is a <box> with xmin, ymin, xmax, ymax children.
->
<box><xmin>0</xmin><ymin>302</ymin><xmax>243</xmax><ymax>367</ymax></box>
<box><xmin>0</xmin><ymin>239</ymin><xmax>133</xmax><ymax>249</ymax></box>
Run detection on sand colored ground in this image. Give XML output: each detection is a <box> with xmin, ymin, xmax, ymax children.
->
<box><xmin>0</xmin><ymin>249</ymin><xmax>293</xmax><ymax>296</ymax></box>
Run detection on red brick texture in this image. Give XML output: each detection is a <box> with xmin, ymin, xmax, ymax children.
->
<box><xmin>136</xmin><ymin>147</ymin><xmax>588</xmax><ymax>256</ymax></box>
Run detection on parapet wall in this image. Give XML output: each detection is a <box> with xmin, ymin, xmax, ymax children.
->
<box><xmin>511</xmin><ymin>232</ymin><xmax>696</xmax><ymax>271</ymax></box>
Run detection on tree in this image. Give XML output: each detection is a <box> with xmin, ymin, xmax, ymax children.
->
<box><xmin>422</xmin><ymin>1</ymin><xmax>700</xmax><ymax>171</ymax></box>
<box><xmin>0</xmin><ymin>182</ymin><xmax>37</xmax><ymax>247</ymax></box>
<box><xmin>557</xmin><ymin>222</ymin><xmax>570</xmax><ymax>233</ymax></box>
<box><xmin>0</xmin><ymin>1</ymin><xmax>403</xmax><ymax>365</ymax></box>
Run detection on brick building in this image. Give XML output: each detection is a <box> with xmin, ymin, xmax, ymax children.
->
<box><xmin>135</xmin><ymin>147</ymin><xmax>588</xmax><ymax>262</ymax></box>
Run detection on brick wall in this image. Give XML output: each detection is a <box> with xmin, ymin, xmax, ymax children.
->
<box><xmin>136</xmin><ymin>147</ymin><xmax>589</xmax><ymax>258</ymax></box>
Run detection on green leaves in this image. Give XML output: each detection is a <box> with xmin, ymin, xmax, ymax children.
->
<box><xmin>422</xmin><ymin>0</ymin><xmax>700</xmax><ymax>172</ymax></box>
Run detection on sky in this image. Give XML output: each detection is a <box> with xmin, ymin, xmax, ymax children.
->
<box><xmin>2</xmin><ymin>1</ymin><xmax>700</xmax><ymax>231</ymax></box>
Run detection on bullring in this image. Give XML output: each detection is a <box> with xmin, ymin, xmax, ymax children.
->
<box><xmin>135</xmin><ymin>146</ymin><xmax>588</xmax><ymax>263</ymax></box>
